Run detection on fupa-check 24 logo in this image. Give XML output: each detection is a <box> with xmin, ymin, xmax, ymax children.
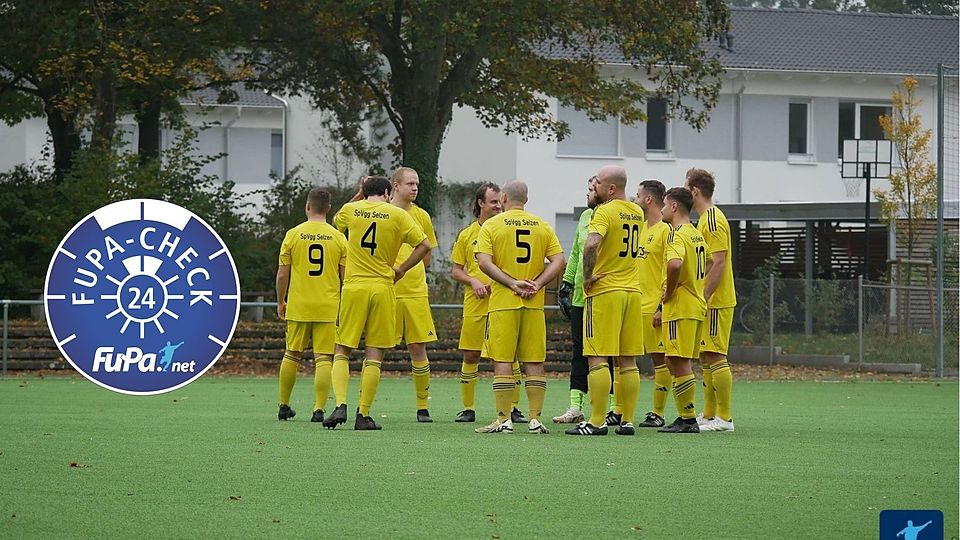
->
<box><xmin>44</xmin><ymin>199</ymin><xmax>240</xmax><ymax>395</ymax></box>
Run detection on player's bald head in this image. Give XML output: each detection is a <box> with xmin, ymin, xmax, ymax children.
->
<box><xmin>501</xmin><ymin>180</ymin><xmax>528</xmax><ymax>204</ymax></box>
<box><xmin>598</xmin><ymin>165</ymin><xmax>627</xmax><ymax>190</ymax></box>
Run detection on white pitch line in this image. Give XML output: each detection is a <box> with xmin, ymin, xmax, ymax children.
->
<box><xmin>208</xmin><ymin>248</ymin><xmax>227</xmax><ymax>260</ymax></box>
<box><xmin>163</xmin><ymin>275</ymin><xmax>179</xmax><ymax>287</ymax></box>
<box><xmin>57</xmin><ymin>334</ymin><xmax>77</xmax><ymax>347</ymax></box>
<box><xmin>207</xmin><ymin>334</ymin><xmax>227</xmax><ymax>347</ymax></box>
<box><xmin>59</xmin><ymin>248</ymin><xmax>77</xmax><ymax>260</ymax></box>
<box><xmin>106</xmin><ymin>274</ymin><xmax>123</xmax><ymax>287</ymax></box>
<box><xmin>45</xmin><ymin>295</ymin><xmax>66</xmax><ymax>300</ymax></box>
<box><xmin>105</xmin><ymin>307</ymin><xmax>123</xmax><ymax>319</ymax></box>
<box><xmin>219</xmin><ymin>294</ymin><xmax>239</xmax><ymax>300</ymax></box>
<box><xmin>162</xmin><ymin>308</ymin><xmax>179</xmax><ymax>320</ymax></box>
<box><xmin>120</xmin><ymin>319</ymin><xmax>132</xmax><ymax>334</ymax></box>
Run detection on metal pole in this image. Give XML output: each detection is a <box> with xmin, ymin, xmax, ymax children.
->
<box><xmin>935</xmin><ymin>63</ymin><xmax>945</xmax><ymax>378</ymax></box>
<box><xmin>769</xmin><ymin>274</ymin><xmax>775</xmax><ymax>365</ymax></box>
<box><xmin>864</xmin><ymin>162</ymin><xmax>872</xmax><ymax>281</ymax></box>
<box><xmin>2</xmin><ymin>300</ymin><xmax>8</xmax><ymax>378</ymax></box>
<box><xmin>858</xmin><ymin>275</ymin><xmax>864</xmax><ymax>367</ymax></box>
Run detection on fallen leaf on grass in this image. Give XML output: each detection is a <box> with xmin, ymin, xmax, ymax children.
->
<box><xmin>486</xmin><ymin>513</ymin><xmax>496</xmax><ymax>523</ymax></box>
<box><xmin>406</xmin><ymin>472</ymin><xmax>416</xmax><ymax>475</ymax></box>
<box><xmin>229</xmin><ymin>496</ymin><xmax>242</xmax><ymax>501</ymax></box>
<box><xmin>272</xmin><ymin>518</ymin><xmax>280</xmax><ymax>524</ymax></box>
<box><xmin>69</xmin><ymin>462</ymin><xmax>90</xmax><ymax>468</ymax></box>
<box><xmin>10</xmin><ymin>513</ymin><xmax>15</xmax><ymax>518</ymax></box>
<box><xmin>631</xmin><ymin>524</ymin><xmax>642</xmax><ymax>531</ymax></box>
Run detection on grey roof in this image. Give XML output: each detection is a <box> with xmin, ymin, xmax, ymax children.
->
<box><xmin>181</xmin><ymin>82</ymin><xmax>285</xmax><ymax>108</ymax></box>
<box><xmin>540</xmin><ymin>8</ymin><xmax>959</xmax><ymax>77</ymax></box>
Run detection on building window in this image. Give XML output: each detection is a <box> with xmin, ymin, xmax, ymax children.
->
<box><xmin>270</xmin><ymin>131</ymin><xmax>283</xmax><ymax>177</ymax></box>
<box><xmin>556</xmin><ymin>104</ymin><xmax>619</xmax><ymax>157</ymax></box>
<box><xmin>788</xmin><ymin>101</ymin><xmax>810</xmax><ymax>155</ymax></box>
<box><xmin>838</xmin><ymin>102</ymin><xmax>892</xmax><ymax>157</ymax></box>
<box><xmin>646</xmin><ymin>98</ymin><xmax>670</xmax><ymax>152</ymax></box>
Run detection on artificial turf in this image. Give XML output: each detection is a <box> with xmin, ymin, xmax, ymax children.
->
<box><xmin>0</xmin><ymin>375</ymin><xmax>956</xmax><ymax>539</ymax></box>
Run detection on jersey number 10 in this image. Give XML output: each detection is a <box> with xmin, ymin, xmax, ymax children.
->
<box><xmin>695</xmin><ymin>245</ymin><xmax>706</xmax><ymax>280</ymax></box>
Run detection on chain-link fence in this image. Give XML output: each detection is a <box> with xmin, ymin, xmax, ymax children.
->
<box><xmin>729</xmin><ymin>278</ymin><xmax>959</xmax><ymax>373</ymax></box>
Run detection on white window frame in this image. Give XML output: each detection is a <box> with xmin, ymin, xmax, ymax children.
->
<box><xmin>854</xmin><ymin>102</ymin><xmax>892</xmax><ymax>139</ymax></box>
<box><xmin>645</xmin><ymin>98</ymin><xmax>673</xmax><ymax>159</ymax></box>
<box><xmin>788</xmin><ymin>99</ymin><xmax>814</xmax><ymax>163</ymax></box>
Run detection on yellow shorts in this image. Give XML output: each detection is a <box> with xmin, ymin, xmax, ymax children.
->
<box><xmin>642</xmin><ymin>312</ymin><xmax>665</xmax><ymax>355</ymax></box>
<box><xmin>285</xmin><ymin>321</ymin><xmax>336</xmax><ymax>355</ymax></box>
<box><xmin>582</xmin><ymin>290</ymin><xmax>645</xmax><ymax>357</ymax></box>
<box><xmin>664</xmin><ymin>319</ymin><xmax>703</xmax><ymax>360</ymax></box>
<box><xmin>481</xmin><ymin>308</ymin><xmax>545</xmax><ymax>363</ymax></box>
<box><xmin>700</xmin><ymin>307</ymin><xmax>733</xmax><ymax>356</ymax></box>
<box><xmin>459</xmin><ymin>314</ymin><xmax>486</xmax><ymax>352</ymax></box>
<box><xmin>396</xmin><ymin>296</ymin><xmax>437</xmax><ymax>344</ymax></box>
<box><xmin>336</xmin><ymin>282</ymin><xmax>396</xmax><ymax>349</ymax></box>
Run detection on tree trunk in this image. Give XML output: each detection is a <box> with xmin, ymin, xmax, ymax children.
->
<box><xmin>136</xmin><ymin>99</ymin><xmax>162</xmax><ymax>167</ymax></box>
<box><xmin>400</xmin><ymin>115</ymin><xmax>444</xmax><ymax>214</ymax></box>
<box><xmin>91</xmin><ymin>71</ymin><xmax>117</xmax><ymax>152</ymax></box>
<box><xmin>44</xmin><ymin>103</ymin><xmax>81</xmax><ymax>182</ymax></box>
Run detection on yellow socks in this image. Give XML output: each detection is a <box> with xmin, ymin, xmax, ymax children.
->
<box><xmin>313</xmin><ymin>355</ymin><xmax>332</xmax><ymax>412</ymax></box>
<box><xmin>459</xmin><ymin>361</ymin><xmax>479</xmax><ymax>411</ymax></box>
<box><xmin>612</xmin><ymin>364</ymin><xmax>622</xmax><ymax>414</ymax></box>
<box><xmin>702</xmin><ymin>363</ymin><xmax>717</xmax><ymax>419</ymax></box>
<box><xmin>493</xmin><ymin>375</ymin><xmax>515</xmax><ymax>422</ymax></box>
<box><xmin>618</xmin><ymin>366</ymin><xmax>640</xmax><ymax>424</ymax></box>
<box><xmin>673</xmin><ymin>374</ymin><xmax>697</xmax><ymax>420</ymax></box>
<box><xmin>524</xmin><ymin>375</ymin><xmax>546</xmax><ymax>421</ymax></box>
<box><xmin>711</xmin><ymin>360</ymin><xmax>733</xmax><ymax>421</ymax></box>
<box><xmin>358</xmin><ymin>358</ymin><xmax>382</xmax><ymax>416</ymax></box>
<box><xmin>588</xmin><ymin>364</ymin><xmax>612</xmax><ymax>426</ymax></box>
<box><xmin>412</xmin><ymin>359</ymin><xmax>430</xmax><ymax>410</ymax></box>
<box><xmin>652</xmin><ymin>364</ymin><xmax>672</xmax><ymax>417</ymax></box>
<box><xmin>331</xmin><ymin>353</ymin><xmax>350</xmax><ymax>406</ymax></box>
<box><xmin>511</xmin><ymin>360</ymin><xmax>522</xmax><ymax>410</ymax></box>
<box><xmin>278</xmin><ymin>353</ymin><xmax>299</xmax><ymax>405</ymax></box>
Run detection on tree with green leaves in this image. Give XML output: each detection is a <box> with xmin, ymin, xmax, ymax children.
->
<box><xmin>250</xmin><ymin>0</ymin><xmax>730</xmax><ymax>212</ymax></box>
<box><xmin>874</xmin><ymin>76</ymin><xmax>938</xmax><ymax>270</ymax></box>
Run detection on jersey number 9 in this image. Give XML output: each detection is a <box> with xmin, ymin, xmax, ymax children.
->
<box><xmin>308</xmin><ymin>244</ymin><xmax>324</xmax><ymax>276</ymax></box>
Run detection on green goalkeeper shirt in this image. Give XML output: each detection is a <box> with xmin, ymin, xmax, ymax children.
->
<box><xmin>561</xmin><ymin>208</ymin><xmax>593</xmax><ymax>308</ymax></box>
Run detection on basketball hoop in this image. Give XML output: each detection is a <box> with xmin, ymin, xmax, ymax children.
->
<box><xmin>842</xmin><ymin>177</ymin><xmax>865</xmax><ymax>198</ymax></box>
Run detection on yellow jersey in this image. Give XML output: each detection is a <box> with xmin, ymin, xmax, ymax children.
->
<box><xmin>334</xmin><ymin>199</ymin><xmax>426</xmax><ymax>286</ymax></box>
<box><xmin>639</xmin><ymin>220</ymin><xmax>670</xmax><ymax>313</ymax></box>
<box><xmin>586</xmin><ymin>199</ymin><xmax>645</xmax><ymax>297</ymax></box>
<box><xmin>394</xmin><ymin>203</ymin><xmax>438</xmax><ymax>298</ymax></box>
<box><xmin>697</xmin><ymin>206</ymin><xmax>737</xmax><ymax>308</ymax></box>
<box><xmin>475</xmin><ymin>208</ymin><xmax>563</xmax><ymax>312</ymax></box>
<box><xmin>450</xmin><ymin>220</ymin><xmax>491</xmax><ymax>317</ymax></box>
<box><xmin>278</xmin><ymin>220</ymin><xmax>347</xmax><ymax>322</ymax></box>
<box><xmin>663</xmin><ymin>223</ymin><xmax>711</xmax><ymax>322</ymax></box>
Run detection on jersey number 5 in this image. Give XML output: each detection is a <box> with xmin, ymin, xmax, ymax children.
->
<box><xmin>361</xmin><ymin>222</ymin><xmax>378</xmax><ymax>255</ymax></box>
<box><xmin>308</xmin><ymin>244</ymin><xmax>324</xmax><ymax>276</ymax></box>
<box><xmin>515</xmin><ymin>229</ymin><xmax>531</xmax><ymax>263</ymax></box>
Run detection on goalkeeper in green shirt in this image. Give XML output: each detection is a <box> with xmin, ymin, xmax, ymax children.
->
<box><xmin>553</xmin><ymin>176</ymin><xmax>601</xmax><ymax>423</ymax></box>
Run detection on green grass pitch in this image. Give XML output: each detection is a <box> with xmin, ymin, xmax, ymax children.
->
<box><xmin>0</xmin><ymin>375</ymin><xmax>957</xmax><ymax>538</ymax></box>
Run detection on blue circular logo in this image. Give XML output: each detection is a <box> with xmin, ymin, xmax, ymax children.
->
<box><xmin>44</xmin><ymin>199</ymin><xmax>240</xmax><ymax>395</ymax></box>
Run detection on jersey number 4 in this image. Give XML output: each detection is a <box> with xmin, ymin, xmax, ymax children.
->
<box><xmin>361</xmin><ymin>222</ymin><xmax>378</xmax><ymax>255</ymax></box>
<box><xmin>308</xmin><ymin>244</ymin><xmax>324</xmax><ymax>276</ymax></box>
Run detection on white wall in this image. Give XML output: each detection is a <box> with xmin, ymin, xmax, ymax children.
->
<box><xmin>438</xmin><ymin>105</ymin><xmax>518</xmax><ymax>184</ymax></box>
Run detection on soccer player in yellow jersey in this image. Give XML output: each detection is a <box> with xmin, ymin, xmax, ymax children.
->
<box><xmin>325</xmin><ymin>176</ymin><xmax>431</xmax><ymax>430</ymax></box>
<box><xmin>657</xmin><ymin>187</ymin><xmax>709</xmax><ymax>434</ymax></box>
<box><xmin>566</xmin><ymin>165</ymin><xmax>645</xmax><ymax>436</ymax></box>
<box><xmin>390</xmin><ymin>167</ymin><xmax>440</xmax><ymax>423</ymax></box>
<box><xmin>475</xmin><ymin>181</ymin><xmax>565</xmax><ymax>434</ymax></box>
<box><xmin>634</xmin><ymin>180</ymin><xmax>675</xmax><ymax>429</ymax></box>
<box><xmin>275</xmin><ymin>188</ymin><xmax>347</xmax><ymax>422</ymax></box>
<box><xmin>451</xmin><ymin>183</ymin><xmax>527</xmax><ymax>423</ymax></box>
<box><xmin>686</xmin><ymin>168</ymin><xmax>737</xmax><ymax>432</ymax></box>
